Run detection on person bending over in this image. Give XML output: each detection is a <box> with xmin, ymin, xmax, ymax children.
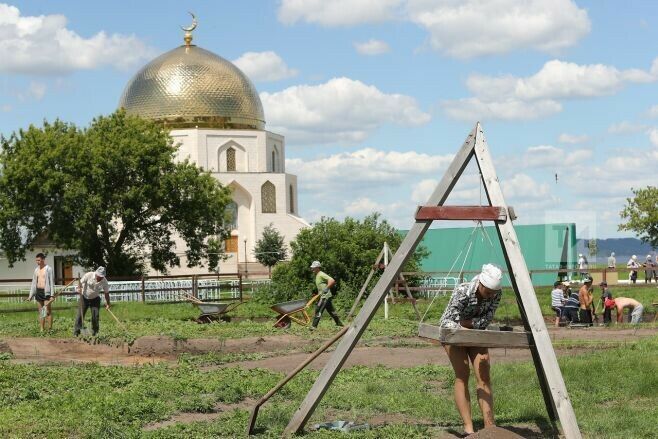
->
<box><xmin>74</xmin><ymin>267</ymin><xmax>111</xmax><ymax>337</ymax></box>
<box><xmin>439</xmin><ymin>264</ymin><xmax>503</xmax><ymax>436</ymax></box>
<box><xmin>614</xmin><ymin>297</ymin><xmax>644</xmax><ymax>324</ymax></box>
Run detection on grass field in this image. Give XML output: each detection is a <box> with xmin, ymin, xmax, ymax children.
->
<box><xmin>0</xmin><ymin>283</ymin><xmax>657</xmax><ymax>438</ymax></box>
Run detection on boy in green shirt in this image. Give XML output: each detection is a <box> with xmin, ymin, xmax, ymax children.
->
<box><xmin>310</xmin><ymin>261</ymin><xmax>343</xmax><ymax>329</ymax></box>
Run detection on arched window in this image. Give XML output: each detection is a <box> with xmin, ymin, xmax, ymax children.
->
<box><xmin>289</xmin><ymin>184</ymin><xmax>295</xmax><ymax>214</ymax></box>
<box><xmin>261</xmin><ymin>181</ymin><xmax>276</xmax><ymax>213</ymax></box>
<box><xmin>224</xmin><ymin>201</ymin><xmax>238</xmax><ymax>230</ymax></box>
<box><xmin>226</xmin><ymin>147</ymin><xmax>236</xmax><ymax>172</ymax></box>
<box><xmin>271</xmin><ymin>150</ymin><xmax>276</xmax><ymax>172</ymax></box>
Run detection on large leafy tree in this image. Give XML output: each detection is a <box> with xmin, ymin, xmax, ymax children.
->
<box><xmin>269</xmin><ymin>213</ymin><xmax>427</xmax><ymax>302</ymax></box>
<box><xmin>0</xmin><ymin>110</ymin><xmax>233</xmax><ymax>275</ymax></box>
<box><xmin>619</xmin><ymin>186</ymin><xmax>658</xmax><ymax>248</ymax></box>
<box><xmin>254</xmin><ymin>224</ymin><xmax>287</xmax><ymax>277</ymax></box>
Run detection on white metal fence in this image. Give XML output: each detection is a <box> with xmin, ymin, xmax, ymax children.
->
<box><xmin>0</xmin><ymin>275</ymin><xmax>271</xmax><ymax>306</ymax></box>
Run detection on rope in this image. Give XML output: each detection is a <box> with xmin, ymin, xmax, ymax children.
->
<box><xmin>420</xmin><ymin>223</ymin><xmax>480</xmax><ymax>323</ymax></box>
<box><xmin>419</xmin><ymin>220</ymin><xmax>498</xmax><ymax>324</ymax></box>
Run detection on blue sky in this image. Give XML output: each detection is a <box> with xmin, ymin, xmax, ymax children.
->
<box><xmin>1</xmin><ymin>1</ymin><xmax>657</xmax><ymax>239</ymax></box>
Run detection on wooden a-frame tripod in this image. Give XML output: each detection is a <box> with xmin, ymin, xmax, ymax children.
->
<box><xmin>283</xmin><ymin>123</ymin><xmax>581</xmax><ymax>438</ymax></box>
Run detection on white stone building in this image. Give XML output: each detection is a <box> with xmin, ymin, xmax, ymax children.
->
<box><xmin>0</xmin><ymin>30</ymin><xmax>308</xmax><ymax>280</ymax></box>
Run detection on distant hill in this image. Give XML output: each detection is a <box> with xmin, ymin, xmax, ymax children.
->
<box><xmin>577</xmin><ymin>237</ymin><xmax>656</xmax><ymax>263</ymax></box>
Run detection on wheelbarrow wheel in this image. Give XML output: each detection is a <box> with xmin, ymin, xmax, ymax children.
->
<box><xmin>274</xmin><ymin>316</ymin><xmax>292</xmax><ymax>329</ymax></box>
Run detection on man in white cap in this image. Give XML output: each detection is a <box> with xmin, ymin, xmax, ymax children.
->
<box><xmin>309</xmin><ymin>261</ymin><xmax>343</xmax><ymax>329</ymax></box>
<box><xmin>74</xmin><ymin>266</ymin><xmax>111</xmax><ymax>337</ymax></box>
<box><xmin>439</xmin><ymin>264</ymin><xmax>503</xmax><ymax>436</ymax></box>
<box><xmin>626</xmin><ymin>255</ymin><xmax>640</xmax><ymax>284</ymax></box>
<box><xmin>577</xmin><ymin>253</ymin><xmax>588</xmax><ymax>278</ymax></box>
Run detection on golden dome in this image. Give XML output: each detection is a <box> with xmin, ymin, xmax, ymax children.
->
<box><xmin>119</xmin><ymin>45</ymin><xmax>265</xmax><ymax>130</ymax></box>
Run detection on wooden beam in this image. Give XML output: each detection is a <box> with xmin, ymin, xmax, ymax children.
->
<box><xmin>283</xmin><ymin>125</ymin><xmax>479</xmax><ymax>436</ymax></box>
<box><xmin>418</xmin><ymin>324</ymin><xmax>532</xmax><ymax>349</ymax></box>
<box><xmin>473</xmin><ymin>126</ymin><xmax>581</xmax><ymax>439</ymax></box>
<box><xmin>415</xmin><ymin>205</ymin><xmax>507</xmax><ymax>222</ymax></box>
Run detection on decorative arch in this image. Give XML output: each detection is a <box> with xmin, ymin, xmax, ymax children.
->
<box><xmin>216</xmin><ymin>141</ymin><xmax>247</xmax><ymax>172</ymax></box>
<box><xmin>289</xmin><ymin>184</ymin><xmax>295</xmax><ymax>214</ymax></box>
<box><xmin>261</xmin><ymin>181</ymin><xmax>276</xmax><ymax>213</ymax></box>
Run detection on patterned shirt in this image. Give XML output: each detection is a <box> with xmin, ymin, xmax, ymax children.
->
<box><xmin>439</xmin><ymin>275</ymin><xmax>502</xmax><ymax>330</ymax></box>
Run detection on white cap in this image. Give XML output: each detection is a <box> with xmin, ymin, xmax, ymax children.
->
<box><xmin>310</xmin><ymin>261</ymin><xmax>321</xmax><ymax>269</ymax></box>
<box><xmin>578</xmin><ymin>254</ymin><xmax>583</xmax><ymax>258</ymax></box>
<box><xmin>632</xmin><ymin>255</ymin><xmax>637</xmax><ymax>260</ymax></box>
<box><xmin>479</xmin><ymin>264</ymin><xmax>502</xmax><ymax>290</ymax></box>
<box><xmin>95</xmin><ymin>266</ymin><xmax>106</xmax><ymax>278</ymax></box>
<box><xmin>611</xmin><ymin>252</ymin><xmax>615</xmax><ymax>256</ymax></box>
<box><xmin>648</xmin><ymin>255</ymin><xmax>652</xmax><ymax>259</ymax></box>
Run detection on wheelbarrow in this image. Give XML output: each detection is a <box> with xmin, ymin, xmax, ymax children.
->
<box><xmin>271</xmin><ymin>295</ymin><xmax>320</xmax><ymax>328</ymax></box>
<box><xmin>194</xmin><ymin>301</ymin><xmax>244</xmax><ymax>323</ymax></box>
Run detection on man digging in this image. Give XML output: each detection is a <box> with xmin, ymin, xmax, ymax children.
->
<box><xmin>74</xmin><ymin>267</ymin><xmax>111</xmax><ymax>337</ymax></box>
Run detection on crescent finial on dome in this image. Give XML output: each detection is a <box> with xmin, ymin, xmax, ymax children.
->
<box><xmin>181</xmin><ymin>12</ymin><xmax>197</xmax><ymax>47</ymax></box>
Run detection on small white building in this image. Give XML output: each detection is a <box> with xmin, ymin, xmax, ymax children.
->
<box><xmin>1</xmin><ymin>29</ymin><xmax>308</xmax><ymax>280</ymax></box>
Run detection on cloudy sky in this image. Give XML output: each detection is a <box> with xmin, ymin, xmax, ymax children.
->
<box><xmin>1</xmin><ymin>1</ymin><xmax>657</xmax><ymax>239</ymax></box>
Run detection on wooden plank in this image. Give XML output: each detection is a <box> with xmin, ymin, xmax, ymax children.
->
<box><xmin>473</xmin><ymin>126</ymin><xmax>581</xmax><ymax>439</ymax></box>
<box><xmin>415</xmin><ymin>206</ymin><xmax>506</xmax><ymax>222</ymax></box>
<box><xmin>418</xmin><ymin>323</ymin><xmax>532</xmax><ymax>348</ymax></box>
<box><xmin>283</xmin><ymin>125</ymin><xmax>479</xmax><ymax>436</ymax></box>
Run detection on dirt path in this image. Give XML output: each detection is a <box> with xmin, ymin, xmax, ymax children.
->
<box><xmin>2</xmin><ymin>326</ymin><xmax>655</xmax><ymax>368</ymax></box>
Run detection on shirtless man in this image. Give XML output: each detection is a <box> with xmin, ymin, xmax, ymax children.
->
<box><xmin>578</xmin><ymin>276</ymin><xmax>595</xmax><ymax>326</ymax></box>
<box><xmin>614</xmin><ymin>297</ymin><xmax>644</xmax><ymax>324</ymax></box>
<box><xmin>27</xmin><ymin>253</ymin><xmax>55</xmax><ymax>332</ymax></box>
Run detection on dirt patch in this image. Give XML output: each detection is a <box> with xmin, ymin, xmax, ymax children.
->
<box><xmin>4</xmin><ymin>338</ymin><xmax>165</xmax><ymax>366</ymax></box>
<box><xmin>142</xmin><ymin>398</ymin><xmax>256</xmax><ymax>431</ymax></box>
<box><xmin>129</xmin><ymin>334</ymin><xmax>306</xmax><ymax>356</ymax></box>
<box><xmin>3</xmin><ymin>334</ymin><xmax>309</xmax><ymax>366</ymax></box>
<box><xmin>218</xmin><ymin>345</ymin><xmax>604</xmax><ymax>373</ymax></box>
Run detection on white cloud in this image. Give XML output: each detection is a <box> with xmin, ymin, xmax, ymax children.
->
<box><xmin>441</xmin><ymin>97</ymin><xmax>561</xmax><ymax>122</ymax></box>
<box><xmin>17</xmin><ymin>81</ymin><xmax>46</xmax><ymax>101</ymax></box>
<box><xmin>287</xmin><ymin>147</ymin><xmax>453</xmax><ymax>190</ymax></box>
<box><xmin>647</xmin><ymin>105</ymin><xmax>658</xmax><ymax>119</ymax></box>
<box><xmin>523</xmin><ymin>145</ymin><xmax>592</xmax><ymax>168</ymax></box>
<box><xmin>501</xmin><ymin>173</ymin><xmax>551</xmax><ymax>200</ymax></box>
<box><xmin>407</xmin><ymin>0</ymin><xmax>590</xmax><ymax>58</ymax></box>
<box><xmin>354</xmin><ymin>39</ymin><xmax>390</xmax><ymax>55</ymax></box>
<box><xmin>608</xmin><ymin>121</ymin><xmax>648</xmax><ymax>134</ymax></box>
<box><xmin>1</xmin><ymin>104</ymin><xmax>11</xmax><ymax>112</ymax></box>
<box><xmin>232</xmin><ymin>51</ymin><xmax>298</xmax><ymax>82</ymax></box>
<box><xmin>278</xmin><ymin>0</ymin><xmax>402</xmax><ymax>26</ymax></box>
<box><xmin>467</xmin><ymin>60</ymin><xmax>657</xmax><ymax>101</ymax></box>
<box><xmin>650</xmin><ymin>128</ymin><xmax>658</xmax><ymax>147</ymax></box>
<box><xmin>558</xmin><ymin>133</ymin><xmax>589</xmax><ymax>144</ymax></box>
<box><xmin>445</xmin><ymin>59</ymin><xmax>658</xmax><ymax>121</ymax></box>
<box><xmin>261</xmin><ymin>77</ymin><xmax>430</xmax><ymax>144</ymax></box>
<box><xmin>0</xmin><ymin>3</ymin><xmax>154</xmax><ymax>74</ymax></box>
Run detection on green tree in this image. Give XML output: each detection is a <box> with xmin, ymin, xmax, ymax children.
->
<box><xmin>254</xmin><ymin>224</ymin><xmax>287</xmax><ymax>277</ymax></box>
<box><xmin>267</xmin><ymin>213</ymin><xmax>427</xmax><ymax>303</ymax></box>
<box><xmin>0</xmin><ymin>110</ymin><xmax>233</xmax><ymax>275</ymax></box>
<box><xmin>619</xmin><ymin>186</ymin><xmax>658</xmax><ymax>248</ymax></box>
<box><xmin>587</xmin><ymin>238</ymin><xmax>598</xmax><ymax>262</ymax></box>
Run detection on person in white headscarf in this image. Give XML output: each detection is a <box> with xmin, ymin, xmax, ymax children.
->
<box><xmin>439</xmin><ymin>264</ymin><xmax>503</xmax><ymax>436</ymax></box>
<box><xmin>626</xmin><ymin>255</ymin><xmax>640</xmax><ymax>284</ymax></box>
<box><xmin>74</xmin><ymin>267</ymin><xmax>111</xmax><ymax>336</ymax></box>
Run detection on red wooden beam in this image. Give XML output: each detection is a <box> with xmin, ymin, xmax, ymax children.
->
<box><xmin>415</xmin><ymin>206</ymin><xmax>507</xmax><ymax>222</ymax></box>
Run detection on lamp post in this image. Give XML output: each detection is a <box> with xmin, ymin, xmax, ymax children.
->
<box><xmin>243</xmin><ymin>238</ymin><xmax>248</xmax><ymax>278</ymax></box>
